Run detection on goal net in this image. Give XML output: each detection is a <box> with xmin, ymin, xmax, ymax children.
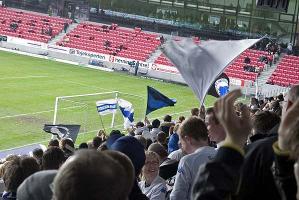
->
<box><xmin>53</xmin><ymin>91</ymin><xmax>145</xmax><ymax>137</ymax></box>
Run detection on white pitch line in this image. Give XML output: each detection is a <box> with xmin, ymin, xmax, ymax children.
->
<box><xmin>0</xmin><ymin>75</ymin><xmax>48</xmax><ymax>80</ymax></box>
<box><xmin>0</xmin><ymin>105</ymin><xmax>85</xmax><ymax>119</ymax></box>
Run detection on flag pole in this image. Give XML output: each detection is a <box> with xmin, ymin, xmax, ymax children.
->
<box><xmin>111</xmin><ymin>92</ymin><xmax>118</xmax><ymax>128</ymax></box>
<box><xmin>99</xmin><ymin>115</ymin><xmax>106</xmax><ymax>133</ymax></box>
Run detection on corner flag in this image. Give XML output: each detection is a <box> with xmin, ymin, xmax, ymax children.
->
<box><xmin>146</xmin><ymin>86</ymin><xmax>176</xmax><ymax>115</ymax></box>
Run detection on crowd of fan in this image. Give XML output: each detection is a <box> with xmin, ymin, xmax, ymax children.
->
<box><xmin>1</xmin><ymin>85</ymin><xmax>299</xmax><ymax>200</ymax></box>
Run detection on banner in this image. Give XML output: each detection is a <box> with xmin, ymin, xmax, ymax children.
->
<box><xmin>96</xmin><ymin>99</ymin><xmax>118</xmax><ymax>115</ymax></box>
<box><xmin>43</xmin><ymin>124</ymin><xmax>81</xmax><ymax>143</ymax></box>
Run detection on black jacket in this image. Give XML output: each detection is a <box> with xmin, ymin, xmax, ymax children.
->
<box><xmin>192</xmin><ymin>147</ymin><xmax>244</xmax><ymax>200</ymax></box>
<box><xmin>239</xmin><ymin>133</ymin><xmax>296</xmax><ymax>200</ymax></box>
<box><xmin>191</xmin><ymin>137</ymin><xmax>296</xmax><ymax>200</ymax></box>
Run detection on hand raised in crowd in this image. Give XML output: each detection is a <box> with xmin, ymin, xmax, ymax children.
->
<box><xmin>278</xmin><ymin>99</ymin><xmax>299</xmax><ymax>151</ymax></box>
<box><xmin>214</xmin><ymin>89</ymin><xmax>252</xmax><ymax>148</ymax></box>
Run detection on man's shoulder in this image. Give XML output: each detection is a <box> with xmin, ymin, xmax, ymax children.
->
<box><xmin>183</xmin><ymin>147</ymin><xmax>216</xmax><ymax>162</ymax></box>
<box><xmin>246</xmin><ymin>134</ymin><xmax>277</xmax><ymax>153</ymax></box>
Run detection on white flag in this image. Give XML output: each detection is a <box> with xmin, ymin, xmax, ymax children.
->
<box><xmin>118</xmin><ymin>99</ymin><xmax>134</xmax><ymax>129</ymax></box>
<box><xmin>162</xmin><ymin>38</ymin><xmax>261</xmax><ymax>104</ymax></box>
<box><xmin>96</xmin><ymin>99</ymin><xmax>117</xmax><ymax>116</ymax></box>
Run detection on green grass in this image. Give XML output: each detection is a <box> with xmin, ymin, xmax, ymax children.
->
<box><xmin>0</xmin><ymin>50</ymin><xmax>216</xmax><ymax>150</ymax></box>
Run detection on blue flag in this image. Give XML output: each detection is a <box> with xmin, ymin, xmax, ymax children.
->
<box><xmin>146</xmin><ymin>86</ymin><xmax>176</xmax><ymax>115</ymax></box>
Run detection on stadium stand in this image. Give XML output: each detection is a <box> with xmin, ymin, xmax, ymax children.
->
<box><xmin>0</xmin><ymin>7</ymin><xmax>72</xmax><ymax>43</ymax></box>
<box><xmin>225</xmin><ymin>49</ymin><xmax>270</xmax><ymax>81</ymax></box>
<box><xmin>155</xmin><ymin>48</ymin><xmax>269</xmax><ymax>83</ymax></box>
<box><xmin>57</xmin><ymin>22</ymin><xmax>161</xmax><ymax>61</ymax></box>
<box><xmin>267</xmin><ymin>55</ymin><xmax>299</xmax><ymax>87</ymax></box>
<box><xmin>155</xmin><ymin>54</ymin><xmax>175</xmax><ymax>66</ymax></box>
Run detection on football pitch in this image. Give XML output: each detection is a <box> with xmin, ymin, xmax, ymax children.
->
<box><xmin>0</xmin><ymin>50</ymin><xmax>215</xmax><ymax>150</ymax></box>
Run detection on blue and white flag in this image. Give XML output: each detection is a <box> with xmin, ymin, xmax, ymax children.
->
<box><xmin>162</xmin><ymin>38</ymin><xmax>261</xmax><ymax>104</ymax></box>
<box><xmin>118</xmin><ymin>99</ymin><xmax>134</xmax><ymax>129</ymax></box>
<box><xmin>208</xmin><ymin>73</ymin><xmax>230</xmax><ymax>98</ymax></box>
<box><xmin>96</xmin><ymin>99</ymin><xmax>117</xmax><ymax>116</ymax></box>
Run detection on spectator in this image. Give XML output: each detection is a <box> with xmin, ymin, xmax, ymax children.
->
<box><xmin>177</xmin><ymin>116</ymin><xmax>185</xmax><ymax>123</ymax></box>
<box><xmin>92</xmin><ymin>136</ymin><xmax>102</xmax><ymax>149</ymax></box>
<box><xmin>48</xmin><ymin>139</ymin><xmax>59</xmax><ymax>147</ymax></box>
<box><xmin>249</xmin><ymin>97</ymin><xmax>259</xmax><ymax>109</ymax></box>
<box><xmin>157</xmin><ymin>132</ymin><xmax>168</xmax><ymax>151</ymax></box>
<box><xmin>192</xmin><ymin>89</ymin><xmax>251</xmax><ymax>199</ymax></box>
<box><xmin>42</xmin><ymin>147</ymin><xmax>65</xmax><ymax>170</ymax></box>
<box><xmin>2</xmin><ymin>157</ymin><xmax>39</xmax><ymax>200</ymax></box>
<box><xmin>249</xmin><ymin>111</ymin><xmax>281</xmax><ymax>143</ymax></box>
<box><xmin>168</xmin><ymin>123</ymin><xmax>180</xmax><ymax>154</ymax></box>
<box><xmin>191</xmin><ymin>108</ymin><xmax>199</xmax><ymax>117</ymax></box>
<box><xmin>60</xmin><ymin>138</ymin><xmax>74</xmax><ymax>159</ymax></box>
<box><xmin>52</xmin><ymin>150</ymin><xmax>135</xmax><ymax>200</ymax></box>
<box><xmin>139</xmin><ymin>151</ymin><xmax>167</xmax><ymax>200</ymax></box>
<box><xmin>148</xmin><ymin>143</ymin><xmax>178</xmax><ymax>181</ymax></box>
<box><xmin>110</xmin><ymin>136</ymin><xmax>148</xmax><ymax>200</ymax></box>
<box><xmin>160</xmin><ymin>115</ymin><xmax>174</xmax><ymax>136</ymax></box>
<box><xmin>205</xmin><ymin>107</ymin><xmax>226</xmax><ymax>146</ymax></box>
<box><xmin>17</xmin><ymin>170</ymin><xmax>57</xmax><ymax>200</ymax></box>
<box><xmin>150</xmin><ymin>119</ymin><xmax>161</xmax><ymax>142</ymax></box>
<box><xmin>270</xmin><ymin>100</ymin><xmax>282</xmax><ymax>116</ymax></box>
<box><xmin>32</xmin><ymin>148</ymin><xmax>43</xmax><ymax>167</ymax></box>
<box><xmin>78</xmin><ymin>142</ymin><xmax>88</xmax><ymax>149</ymax></box>
<box><xmin>0</xmin><ymin>161</ymin><xmax>10</xmax><ymax>193</ymax></box>
<box><xmin>244</xmin><ymin>56</ymin><xmax>251</xmax><ymax>64</ymax></box>
<box><xmin>236</xmin><ymin>85</ymin><xmax>299</xmax><ymax>200</ymax></box>
<box><xmin>135</xmin><ymin>122</ymin><xmax>152</xmax><ymax>141</ymax></box>
<box><xmin>170</xmin><ymin>117</ymin><xmax>216</xmax><ymax>200</ymax></box>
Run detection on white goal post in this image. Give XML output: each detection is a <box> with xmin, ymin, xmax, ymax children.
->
<box><xmin>52</xmin><ymin>91</ymin><xmax>145</xmax><ymax>135</ymax></box>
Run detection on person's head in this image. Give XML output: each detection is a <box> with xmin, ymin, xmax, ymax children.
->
<box><xmin>3</xmin><ymin>156</ymin><xmax>39</xmax><ymax>192</ymax></box>
<box><xmin>78</xmin><ymin>142</ymin><xmax>88</xmax><ymax>149</ymax></box>
<box><xmin>173</xmin><ymin>123</ymin><xmax>180</xmax><ymax>133</ymax></box>
<box><xmin>48</xmin><ymin>139</ymin><xmax>59</xmax><ymax>148</ymax></box>
<box><xmin>252</xmin><ymin>111</ymin><xmax>281</xmax><ymax>135</ymax></box>
<box><xmin>110</xmin><ymin>136</ymin><xmax>146</xmax><ymax>176</ymax></box>
<box><xmin>191</xmin><ymin>108</ymin><xmax>199</xmax><ymax>116</ymax></box>
<box><xmin>17</xmin><ymin>170</ymin><xmax>57</xmax><ymax>200</ymax></box>
<box><xmin>205</xmin><ymin>107</ymin><xmax>226</xmax><ymax>143</ymax></box>
<box><xmin>157</xmin><ymin>132</ymin><xmax>167</xmax><ymax>144</ymax></box>
<box><xmin>0</xmin><ymin>161</ymin><xmax>10</xmax><ymax>178</ymax></box>
<box><xmin>136</xmin><ymin>121</ymin><xmax>144</xmax><ymax>128</ymax></box>
<box><xmin>142</xmin><ymin>151</ymin><xmax>160</xmax><ymax>181</ymax></box>
<box><xmin>32</xmin><ymin>148</ymin><xmax>43</xmax><ymax>166</ymax></box>
<box><xmin>106</xmin><ymin>133</ymin><xmax>123</xmax><ymax>149</ymax></box>
<box><xmin>178</xmin><ymin>116</ymin><xmax>208</xmax><ymax>154</ymax></box>
<box><xmin>92</xmin><ymin>136</ymin><xmax>102</xmax><ymax>149</ymax></box>
<box><xmin>152</xmin><ymin>119</ymin><xmax>160</xmax><ymax>129</ymax></box>
<box><xmin>178</xmin><ymin>116</ymin><xmax>185</xmax><ymax>123</ymax></box>
<box><xmin>52</xmin><ymin>150</ymin><xmax>134</xmax><ymax>200</ymax></box>
<box><xmin>163</xmin><ymin>115</ymin><xmax>172</xmax><ymax>122</ymax></box>
<box><xmin>42</xmin><ymin>147</ymin><xmax>65</xmax><ymax>170</ymax></box>
<box><xmin>277</xmin><ymin>93</ymin><xmax>284</xmax><ymax>102</ymax></box>
<box><xmin>251</xmin><ymin>97</ymin><xmax>259</xmax><ymax>105</ymax></box>
<box><xmin>60</xmin><ymin>138</ymin><xmax>75</xmax><ymax>157</ymax></box>
<box><xmin>148</xmin><ymin>143</ymin><xmax>168</xmax><ymax>162</ymax></box>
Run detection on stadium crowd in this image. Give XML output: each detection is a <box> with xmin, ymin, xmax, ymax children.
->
<box><xmin>0</xmin><ymin>85</ymin><xmax>299</xmax><ymax>200</ymax></box>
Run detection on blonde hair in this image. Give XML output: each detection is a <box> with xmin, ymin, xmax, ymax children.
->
<box><xmin>141</xmin><ymin>151</ymin><xmax>160</xmax><ymax>181</ymax></box>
